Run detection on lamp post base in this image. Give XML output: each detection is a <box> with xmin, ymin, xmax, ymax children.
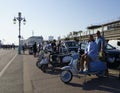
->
<box><xmin>18</xmin><ymin>46</ymin><xmax>21</xmax><ymax>54</ymax></box>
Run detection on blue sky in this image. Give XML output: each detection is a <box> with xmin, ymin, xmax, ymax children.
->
<box><xmin>0</xmin><ymin>0</ymin><xmax>120</xmax><ymax>44</ymax></box>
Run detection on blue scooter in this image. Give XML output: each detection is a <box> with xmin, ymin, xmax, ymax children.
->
<box><xmin>60</xmin><ymin>54</ymin><xmax>108</xmax><ymax>84</ymax></box>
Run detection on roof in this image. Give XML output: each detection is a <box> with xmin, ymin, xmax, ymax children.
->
<box><xmin>87</xmin><ymin>25</ymin><xmax>101</xmax><ymax>29</ymax></box>
<box><xmin>103</xmin><ymin>20</ymin><xmax>120</xmax><ymax>26</ymax></box>
<box><xmin>87</xmin><ymin>19</ymin><xmax>120</xmax><ymax>29</ymax></box>
<box><xmin>28</xmin><ymin>36</ymin><xmax>43</xmax><ymax>40</ymax></box>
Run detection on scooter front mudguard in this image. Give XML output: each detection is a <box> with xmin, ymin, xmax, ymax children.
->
<box><xmin>61</xmin><ymin>66</ymin><xmax>78</xmax><ymax>75</ymax></box>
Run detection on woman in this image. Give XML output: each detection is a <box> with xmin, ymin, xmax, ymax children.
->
<box><xmin>80</xmin><ymin>35</ymin><xmax>98</xmax><ymax>72</ymax></box>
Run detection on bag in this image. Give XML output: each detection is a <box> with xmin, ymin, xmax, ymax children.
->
<box><xmin>99</xmin><ymin>51</ymin><xmax>105</xmax><ymax>61</ymax></box>
<box><xmin>99</xmin><ymin>51</ymin><xmax>103</xmax><ymax>58</ymax></box>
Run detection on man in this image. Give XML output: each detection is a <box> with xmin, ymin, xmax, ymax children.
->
<box><xmin>80</xmin><ymin>35</ymin><xmax>98</xmax><ymax>72</ymax></box>
<box><xmin>95</xmin><ymin>31</ymin><xmax>109</xmax><ymax>76</ymax></box>
<box><xmin>95</xmin><ymin>31</ymin><xmax>105</xmax><ymax>58</ymax></box>
<box><xmin>51</xmin><ymin>39</ymin><xmax>57</xmax><ymax>52</ymax></box>
<box><xmin>22</xmin><ymin>45</ymin><xmax>25</xmax><ymax>54</ymax></box>
<box><xmin>33</xmin><ymin>42</ymin><xmax>37</xmax><ymax>57</ymax></box>
<box><xmin>57</xmin><ymin>40</ymin><xmax>62</xmax><ymax>53</ymax></box>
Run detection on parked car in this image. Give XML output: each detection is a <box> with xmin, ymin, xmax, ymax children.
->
<box><xmin>79</xmin><ymin>42</ymin><xmax>120</xmax><ymax>68</ymax></box>
<box><xmin>61</xmin><ymin>41</ymin><xmax>79</xmax><ymax>53</ymax></box>
<box><xmin>108</xmin><ymin>40</ymin><xmax>120</xmax><ymax>50</ymax></box>
<box><xmin>104</xmin><ymin>43</ymin><xmax>120</xmax><ymax>68</ymax></box>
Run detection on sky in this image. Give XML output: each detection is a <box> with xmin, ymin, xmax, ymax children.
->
<box><xmin>0</xmin><ymin>0</ymin><xmax>120</xmax><ymax>45</ymax></box>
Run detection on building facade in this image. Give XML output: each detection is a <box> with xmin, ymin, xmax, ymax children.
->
<box><xmin>25</xmin><ymin>36</ymin><xmax>43</xmax><ymax>46</ymax></box>
<box><xmin>68</xmin><ymin>19</ymin><xmax>120</xmax><ymax>42</ymax></box>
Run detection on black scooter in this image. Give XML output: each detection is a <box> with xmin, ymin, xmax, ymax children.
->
<box><xmin>36</xmin><ymin>51</ymin><xmax>72</xmax><ymax>72</ymax></box>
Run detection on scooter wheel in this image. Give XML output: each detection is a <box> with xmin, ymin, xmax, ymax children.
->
<box><xmin>36</xmin><ymin>61</ymin><xmax>41</xmax><ymax>68</ymax></box>
<box><xmin>60</xmin><ymin>70</ymin><xmax>73</xmax><ymax>84</ymax></box>
<box><xmin>41</xmin><ymin>65</ymin><xmax>48</xmax><ymax>73</ymax></box>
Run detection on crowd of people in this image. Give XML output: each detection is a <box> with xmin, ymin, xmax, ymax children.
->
<box><xmin>0</xmin><ymin>44</ymin><xmax>16</xmax><ymax>50</ymax></box>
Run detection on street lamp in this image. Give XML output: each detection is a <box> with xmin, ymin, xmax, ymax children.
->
<box><xmin>13</xmin><ymin>12</ymin><xmax>26</xmax><ymax>54</ymax></box>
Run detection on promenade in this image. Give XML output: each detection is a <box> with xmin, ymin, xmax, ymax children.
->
<box><xmin>23</xmin><ymin>52</ymin><xmax>120</xmax><ymax>93</ymax></box>
<box><xmin>0</xmin><ymin>49</ymin><xmax>120</xmax><ymax>93</ymax></box>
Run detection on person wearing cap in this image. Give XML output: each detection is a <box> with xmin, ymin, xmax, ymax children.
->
<box><xmin>95</xmin><ymin>31</ymin><xmax>105</xmax><ymax>58</ymax></box>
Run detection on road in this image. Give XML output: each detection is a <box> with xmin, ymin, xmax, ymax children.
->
<box><xmin>0</xmin><ymin>49</ymin><xmax>120</xmax><ymax>93</ymax></box>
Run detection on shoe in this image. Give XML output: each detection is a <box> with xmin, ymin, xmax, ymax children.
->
<box><xmin>83</xmin><ymin>69</ymin><xmax>89</xmax><ymax>73</ymax></box>
<box><xmin>79</xmin><ymin>70</ymin><xmax>84</xmax><ymax>74</ymax></box>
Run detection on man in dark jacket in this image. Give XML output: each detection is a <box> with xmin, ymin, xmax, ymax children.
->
<box><xmin>33</xmin><ymin>42</ymin><xmax>37</xmax><ymax>57</ymax></box>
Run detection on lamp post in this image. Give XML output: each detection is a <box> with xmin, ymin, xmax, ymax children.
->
<box><xmin>13</xmin><ymin>12</ymin><xmax>26</xmax><ymax>54</ymax></box>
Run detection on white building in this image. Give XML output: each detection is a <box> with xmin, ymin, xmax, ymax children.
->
<box><xmin>48</xmin><ymin>36</ymin><xmax>54</xmax><ymax>41</ymax></box>
<box><xmin>26</xmin><ymin>36</ymin><xmax>43</xmax><ymax>46</ymax></box>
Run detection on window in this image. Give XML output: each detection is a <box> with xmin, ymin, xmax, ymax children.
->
<box><xmin>106</xmin><ymin>44</ymin><xmax>115</xmax><ymax>50</ymax></box>
<box><xmin>65</xmin><ymin>41</ymin><xmax>78</xmax><ymax>47</ymax></box>
<box><xmin>117</xmin><ymin>42</ymin><xmax>120</xmax><ymax>46</ymax></box>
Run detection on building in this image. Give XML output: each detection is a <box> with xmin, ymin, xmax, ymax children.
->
<box><xmin>73</xmin><ymin>19</ymin><xmax>120</xmax><ymax>42</ymax></box>
<box><xmin>48</xmin><ymin>36</ymin><xmax>54</xmax><ymax>41</ymax></box>
<box><xmin>26</xmin><ymin>36</ymin><xmax>43</xmax><ymax>46</ymax></box>
<box><xmin>86</xmin><ymin>19</ymin><xmax>120</xmax><ymax>41</ymax></box>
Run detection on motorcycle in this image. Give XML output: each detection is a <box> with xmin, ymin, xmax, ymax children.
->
<box><xmin>60</xmin><ymin>55</ymin><xmax>108</xmax><ymax>84</ymax></box>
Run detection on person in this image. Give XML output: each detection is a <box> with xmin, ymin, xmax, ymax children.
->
<box><xmin>95</xmin><ymin>30</ymin><xmax>105</xmax><ymax>58</ymax></box>
<box><xmin>33</xmin><ymin>42</ymin><xmax>37</xmax><ymax>57</ymax></box>
<box><xmin>57</xmin><ymin>40</ymin><xmax>62</xmax><ymax>53</ymax></box>
<box><xmin>22</xmin><ymin>45</ymin><xmax>25</xmax><ymax>54</ymax></box>
<box><xmin>51</xmin><ymin>39</ymin><xmax>57</xmax><ymax>52</ymax></box>
<box><xmin>80</xmin><ymin>35</ymin><xmax>98</xmax><ymax>72</ymax></box>
<box><xmin>38</xmin><ymin>43</ymin><xmax>42</xmax><ymax>53</ymax></box>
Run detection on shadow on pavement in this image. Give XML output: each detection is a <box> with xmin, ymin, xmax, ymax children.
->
<box><xmin>45</xmin><ymin>68</ymin><xmax>62</xmax><ymax>75</ymax></box>
<box><xmin>68</xmin><ymin>75</ymin><xmax>120</xmax><ymax>93</ymax></box>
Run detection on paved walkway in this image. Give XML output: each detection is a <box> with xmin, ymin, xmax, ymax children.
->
<box><xmin>23</xmin><ymin>53</ymin><xmax>120</xmax><ymax>93</ymax></box>
<box><xmin>0</xmin><ymin>54</ymin><xmax>23</xmax><ymax>93</ymax></box>
<box><xmin>0</xmin><ymin>51</ymin><xmax>119</xmax><ymax>93</ymax></box>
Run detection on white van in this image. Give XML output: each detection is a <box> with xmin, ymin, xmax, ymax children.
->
<box><xmin>108</xmin><ymin>40</ymin><xmax>120</xmax><ymax>50</ymax></box>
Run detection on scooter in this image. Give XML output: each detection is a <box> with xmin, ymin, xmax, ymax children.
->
<box><xmin>60</xmin><ymin>55</ymin><xmax>108</xmax><ymax>84</ymax></box>
<box><xmin>36</xmin><ymin>52</ymin><xmax>76</xmax><ymax>73</ymax></box>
